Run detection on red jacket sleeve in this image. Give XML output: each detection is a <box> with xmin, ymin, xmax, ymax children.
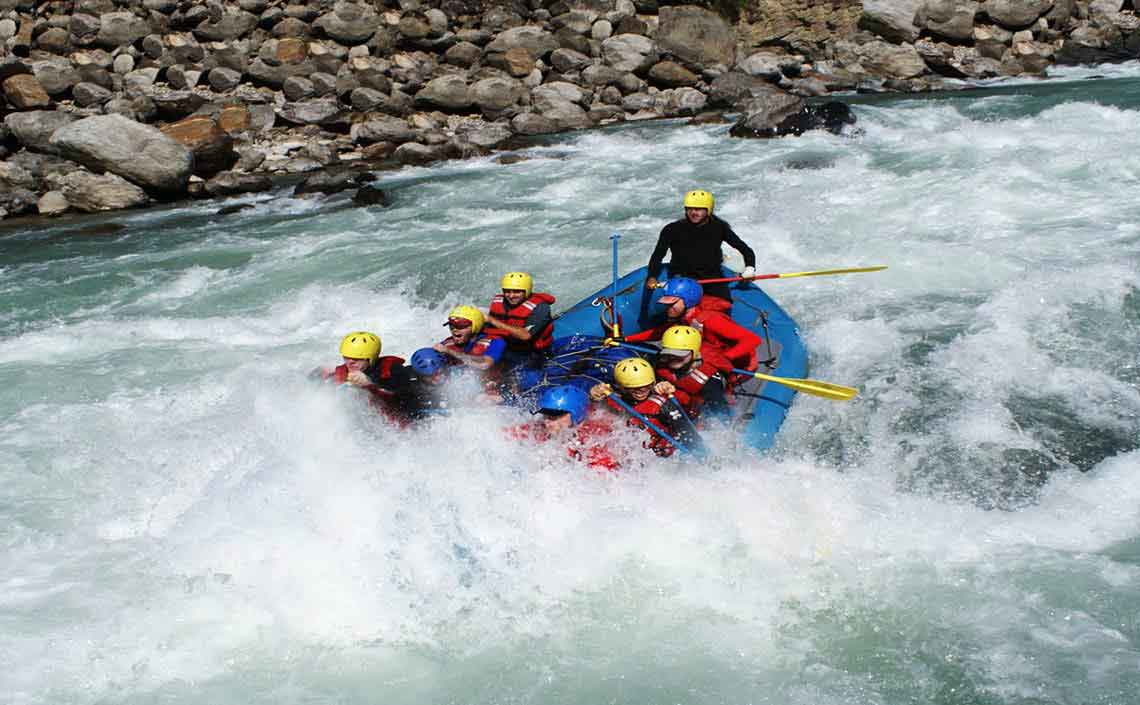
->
<box><xmin>703</xmin><ymin>313</ymin><xmax>761</xmax><ymax>370</ymax></box>
<box><xmin>626</xmin><ymin>323</ymin><xmax>667</xmax><ymax>343</ymax></box>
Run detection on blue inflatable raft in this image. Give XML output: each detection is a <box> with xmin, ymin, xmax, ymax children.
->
<box><xmin>545</xmin><ymin>265</ymin><xmax>807</xmax><ymax>452</ymax></box>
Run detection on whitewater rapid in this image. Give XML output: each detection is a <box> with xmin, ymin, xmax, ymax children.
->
<box><xmin>2</xmin><ymin>67</ymin><xmax>1139</xmax><ymax>704</ymax></box>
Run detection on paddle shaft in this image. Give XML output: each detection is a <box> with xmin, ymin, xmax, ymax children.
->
<box><xmin>606</xmin><ymin>392</ymin><xmax>692</xmax><ymax>455</ymax></box>
<box><xmin>609</xmin><ymin>232</ymin><xmax>621</xmax><ymax>338</ymax></box>
<box><xmin>608</xmin><ymin>343</ymin><xmax>858</xmax><ymax>401</ymax></box>
<box><xmin>696</xmin><ymin>265</ymin><xmax>888</xmax><ymax>286</ymax></box>
<box><xmin>732</xmin><ymin>367</ymin><xmax>858</xmax><ymax>401</ymax></box>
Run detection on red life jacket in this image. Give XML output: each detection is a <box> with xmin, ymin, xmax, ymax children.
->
<box><xmin>485</xmin><ymin>292</ymin><xmax>556</xmax><ymax>352</ymax></box>
<box><xmin>322</xmin><ymin>356</ymin><xmax>405</xmax><ymax>410</ymax></box>
<box><xmin>657</xmin><ymin>354</ymin><xmax>725</xmax><ymax>412</ymax></box>
<box><xmin>604</xmin><ymin>393</ymin><xmax>675</xmax><ymax>457</ymax></box>
<box><xmin>322</xmin><ymin>356</ymin><xmax>403</xmax><ymax>385</ymax></box>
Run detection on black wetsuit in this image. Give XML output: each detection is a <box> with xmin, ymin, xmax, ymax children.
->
<box><xmin>647</xmin><ymin>215</ymin><xmax>756</xmax><ymax>301</ymax></box>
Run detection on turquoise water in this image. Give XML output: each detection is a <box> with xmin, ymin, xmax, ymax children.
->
<box><xmin>3</xmin><ymin>65</ymin><xmax>1140</xmax><ymax>704</ymax></box>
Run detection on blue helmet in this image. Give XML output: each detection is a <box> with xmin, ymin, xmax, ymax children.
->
<box><xmin>659</xmin><ymin>277</ymin><xmax>702</xmax><ymax>309</ymax></box>
<box><xmin>537</xmin><ymin>384</ymin><xmax>590</xmax><ymax>425</ymax></box>
<box><xmin>410</xmin><ymin>348</ymin><xmax>447</xmax><ymax>376</ymax></box>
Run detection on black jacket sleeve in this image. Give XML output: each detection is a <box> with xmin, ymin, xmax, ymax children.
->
<box><xmin>721</xmin><ymin>221</ymin><xmax>756</xmax><ymax>268</ymax></box>
<box><xmin>647</xmin><ymin>226</ymin><xmax>672</xmax><ymax>278</ymax></box>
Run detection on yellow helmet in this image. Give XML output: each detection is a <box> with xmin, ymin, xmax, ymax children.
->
<box><xmin>447</xmin><ymin>305</ymin><xmax>485</xmax><ymax>334</ymax></box>
<box><xmin>683</xmin><ymin>189</ymin><xmax>714</xmax><ymax>213</ymax></box>
<box><xmin>661</xmin><ymin>325</ymin><xmax>702</xmax><ymax>356</ymax></box>
<box><xmin>339</xmin><ymin>331</ymin><xmax>381</xmax><ymax>363</ymax></box>
<box><xmin>613</xmin><ymin>357</ymin><xmax>655</xmax><ymax>388</ymax></box>
<box><xmin>500</xmin><ymin>271</ymin><xmax>533</xmax><ymax>297</ymax></box>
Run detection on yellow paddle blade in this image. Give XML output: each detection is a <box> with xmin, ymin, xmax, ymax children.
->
<box><xmin>751</xmin><ymin>371</ymin><xmax>859</xmax><ymax>401</ymax></box>
<box><xmin>777</xmin><ymin>265</ymin><xmax>888</xmax><ymax>279</ymax></box>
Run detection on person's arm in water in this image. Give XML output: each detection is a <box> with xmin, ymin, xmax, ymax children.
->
<box><xmin>435</xmin><ymin>337</ymin><xmax>505</xmax><ymax>370</ymax></box>
<box><xmin>645</xmin><ymin>225</ymin><xmax>673</xmax><ymax>290</ymax></box>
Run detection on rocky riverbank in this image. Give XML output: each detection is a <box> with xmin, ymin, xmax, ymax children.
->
<box><xmin>1</xmin><ymin>0</ymin><xmax>1137</xmax><ymax>221</ymax></box>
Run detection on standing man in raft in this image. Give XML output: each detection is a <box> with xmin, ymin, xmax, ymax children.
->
<box><xmin>644</xmin><ymin>189</ymin><xmax>757</xmax><ymax>304</ymax></box>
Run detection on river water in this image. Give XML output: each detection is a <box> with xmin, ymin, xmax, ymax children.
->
<box><xmin>3</xmin><ymin>64</ymin><xmax>1139</xmax><ymax>704</ymax></box>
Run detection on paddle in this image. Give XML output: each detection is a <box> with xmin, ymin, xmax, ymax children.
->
<box><xmin>604</xmin><ymin>390</ymin><xmax>695</xmax><ymax>456</ymax></box>
<box><xmin>607</xmin><ymin>232</ymin><xmax>622</xmax><ymax>337</ymax></box>
<box><xmin>663</xmin><ymin>395</ymin><xmax>709</xmax><ymax>457</ymax></box>
<box><xmin>606</xmin><ymin>340</ymin><xmax>858</xmax><ymax>402</ymax></box>
<box><xmin>691</xmin><ymin>265</ymin><xmax>888</xmax><ymax>286</ymax></box>
<box><xmin>731</xmin><ymin>367</ymin><xmax>858</xmax><ymax>401</ymax></box>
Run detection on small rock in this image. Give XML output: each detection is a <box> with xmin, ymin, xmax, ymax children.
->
<box><xmin>510</xmin><ymin>112</ymin><xmax>558</xmax><ymax>135</ymax></box>
<box><xmin>361</xmin><ymin>141</ymin><xmax>396</xmax><ymax>160</ymax></box>
<box><xmin>112</xmin><ymin>53</ymin><xmax>135</xmax><ymax>75</ymax></box>
<box><xmin>293</xmin><ymin>170</ymin><xmax>355</xmax><ymax>196</ymax></box>
<box><xmin>73</xmin><ymin>81</ymin><xmax>114</xmax><ymax>107</ymax></box>
<box><xmin>204</xmin><ymin>170</ymin><xmax>274</xmax><ymax>196</ymax></box>
<box><xmin>283</xmin><ymin>76</ymin><xmax>316</xmax><ymax>101</ymax></box>
<box><xmin>444</xmin><ymin>41</ymin><xmax>481</xmax><ymax>67</ymax></box>
<box><xmin>393</xmin><ymin>141</ymin><xmax>440</xmax><ymax>165</ymax></box>
<box><xmin>218</xmin><ymin>104</ymin><xmax>252</xmax><ymax>134</ymax></box>
<box><xmin>46</xmin><ymin>170</ymin><xmax>150</xmax><ymax>212</ymax></box>
<box><xmin>352</xmin><ymin>184</ymin><xmax>390</xmax><ymax>206</ymax></box>
<box><xmin>350</xmin><ymin>86</ymin><xmax>388</xmax><ymax>111</ymax></box>
<box><xmin>208</xmin><ymin>67</ymin><xmax>243</xmax><ymax>91</ymax></box>
<box><xmin>2</xmin><ymin>74</ymin><xmax>51</xmax><ymax>109</ymax></box>
<box><xmin>37</xmin><ymin>190</ymin><xmax>69</xmax><ymax>216</ymax></box>
<box><xmin>160</xmin><ymin>116</ymin><xmax>237</xmax><ymax>176</ymax></box>
<box><xmin>216</xmin><ymin>202</ymin><xmax>256</xmax><ymax>216</ymax></box>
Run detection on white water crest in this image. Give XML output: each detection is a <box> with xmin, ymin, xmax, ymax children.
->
<box><xmin>3</xmin><ymin>73</ymin><xmax>1140</xmax><ymax>705</ymax></box>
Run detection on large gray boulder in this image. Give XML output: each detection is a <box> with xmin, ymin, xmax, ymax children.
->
<box><xmin>314</xmin><ymin>2</ymin><xmax>379</xmax><ymax>45</ymax></box>
<box><xmin>656</xmin><ymin>5</ymin><xmax>735</xmax><ymax>68</ymax></box>
<box><xmin>485</xmin><ymin>26</ymin><xmax>560</xmax><ymax>56</ymax></box>
<box><xmin>732</xmin><ymin>100</ymin><xmax>857</xmax><ymax>138</ymax></box>
<box><xmin>32</xmin><ymin>59</ymin><xmax>81</xmax><ymax>97</ymax></box>
<box><xmin>860</xmin><ymin>0</ymin><xmax>926</xmax><ymax>43</ymax></box>
<box><xmin>728</xmin><ymin>90</ymin><xmax>804</xmax><ymax>137</ymax></box>
<box><xmin>511</xmin><ymin>112</ymin><xmax>560</xmax><ymax>135</ymax></box>
<box><xmin>982</xmin><ymin>0</ymin><xmax>1055</xmax><ymax>29</ymax></box>
<box><xmin>470</xmin><ymin>75</ymin><xmax>526</xmax><ymax>112</ymax></box>
<box><xmin>414</xmin><ymin>75</ymin><xmax>472</xmax><ymax>110</ymax></box>
<box><xmin>456</xmin><ymin>122</ymin><xmax>513</xmax><ymax>149</ymax></box>
<box><xmin>845</xmin><ymin>39</ymin><xmax>928</xmax><ymax>78</ymax></box>
<box><xmin>532</xmin><ymin>81</ymin><xmax>590</xmax><ymax>106</ymax></box>
<box><xmin>601</xmin><ymin>34</ymin><xmax>658</xmax><ymax>74</ymax></box>
<box><xmin>656</xmin><ymin>86</ymin><xmax>707</xmax><ymax>116</ymax></box>
<box><xmin>533</xmin><ymin>95</ymin><xmax>593</xmax><ymax>130</ymax></box>
<box><xmin>96</xmin><ymin>12</ymin><xmax>150</xmax><ymax>49</ymax></box>
<box><xmin>247</xmin><ymin>58</ymin><xmax>318</xmax><ymax>89</ymax></box>
<box><xmin>4</xmin><ymin>111</ymin><xmax>79</xmax><ymax>154</ymax></box>
<box><xmin>45</xmin><ymin>171</ymin><xmax>149</xmax><ymax>212</ymax></box>
<box><xmin>193</xmin><ymin>9</ymin><xmax>258</xmax><ymax>41</ymax></box>
<box><xmin>551</xmin><ymin>48</ymin><xmax>592</xmax><ymax>73</ymax></box>
<box><xmin>276</xmin><ymin>98</ymin><xmax>345</xmax><ymax>126</ymax></box>
<box><xmin>49</xmin><ymin>114</ymin><xmax>193</xmax><ymax>194</ymax></box>
<box><xmin>708</xmin><ymin>71</ymin><xmax>788</xmax><ymax>110</ymax></box>
<box><xmin>351</xmin><ymin>116</ymin><xmax>418</xmax><ymax>144</ymax></box>
<box><xmin>917</xmin><ymin>0</ymin><xmax>980</xmax><ymax>41</ymax></box>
